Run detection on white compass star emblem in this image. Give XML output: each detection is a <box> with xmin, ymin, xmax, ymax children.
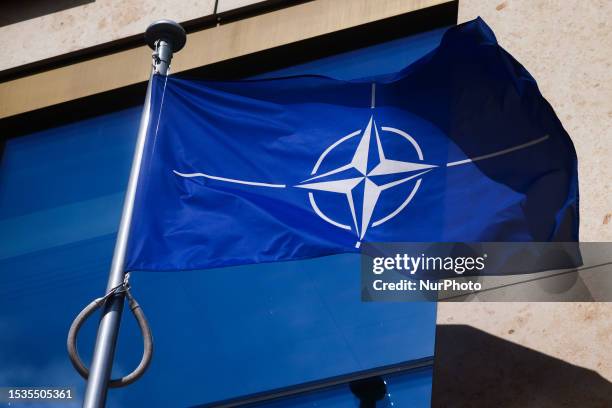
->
<box><xmin>295</xmin><ymin>116</ymin><xmax>436</xmax><ymax>247</ymax></box>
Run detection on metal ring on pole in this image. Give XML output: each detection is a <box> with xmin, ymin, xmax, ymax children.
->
<box><xmin>67</xmin><ymin>280</ymin><xmax>153</xmax><ymax>388</ymax></box>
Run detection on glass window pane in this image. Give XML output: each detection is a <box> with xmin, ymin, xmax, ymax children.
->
<box><xmin>0</xmin><ymin>27</ymin><xmax>447</xmax><ymax>407</ymax></box>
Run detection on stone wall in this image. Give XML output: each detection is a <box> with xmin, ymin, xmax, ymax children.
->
<box><xmin>438</xmin><ymin>0</ymin><xmax>612</xmax><ymax>384</ymax></box>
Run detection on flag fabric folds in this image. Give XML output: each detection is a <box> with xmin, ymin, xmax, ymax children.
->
<box><xmin>125</xmin><ymin>18</ymin><xmax>578</xmax><ymax>272</ymax></box>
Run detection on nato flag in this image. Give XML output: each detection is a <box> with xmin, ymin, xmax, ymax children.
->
<box><xmin>125</xmin><ymin>18</ymin><xmax>578</xmax><ymax>272</ymax></box>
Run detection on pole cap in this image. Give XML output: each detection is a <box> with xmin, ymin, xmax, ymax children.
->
<box><xmin>145</xmin><ymin>19</ymin><xmax>186</xmax><ymax>52</ymax></box>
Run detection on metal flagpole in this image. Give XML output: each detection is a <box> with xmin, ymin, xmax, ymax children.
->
<box><xmin>82</xmin><ymin>20</ymin><xmax>186</xmax><ymax>408</ymax></box>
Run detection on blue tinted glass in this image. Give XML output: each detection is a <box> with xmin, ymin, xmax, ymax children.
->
<box><xmin>0</xmin><ymin>108</ymin><xmax>140</xmax><ymax>408</ymax></box>
<box><xmin>0</xmin><ymin>27</ymin><xmax>447</xmax><ymax>407</ymax></box>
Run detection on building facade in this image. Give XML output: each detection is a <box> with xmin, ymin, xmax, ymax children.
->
<box><xmin>0</xmin><ymin>1</ymin><xmax>610</xmax><ymax>406</ymax></box>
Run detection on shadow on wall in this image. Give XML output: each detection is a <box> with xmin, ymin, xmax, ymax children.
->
<box><xmin>432</xmin><ymin>324</ymin><xmax>612</xmax><ymax>408</ymax></box>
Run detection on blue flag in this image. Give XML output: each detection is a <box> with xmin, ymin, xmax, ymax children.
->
<box><xmin>126</xmin><ymin>18</ymin><xmax>578</xmax><ymax>272</ymax></box>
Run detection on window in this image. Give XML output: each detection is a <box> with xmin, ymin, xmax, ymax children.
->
<box><xmin>0</xmin><ymin>26</ymin><xmax>447</xmax><ymax>407</ymax></box>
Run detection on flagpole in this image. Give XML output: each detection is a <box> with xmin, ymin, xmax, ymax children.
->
<box><xmin>82</xmin><ymin>20</ymin><xmax>186</xmax><ymax>408</ymax></box>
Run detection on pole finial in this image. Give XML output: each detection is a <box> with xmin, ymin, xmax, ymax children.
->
<box><xmin>145</xmin><ymin>20</ymin><xmax>186</xmax><ymax>75</ymax></box>
<box><xmin>145</xmin><ymin>19</ymin><xmax>186</xmax><ymax>52</ymax></box>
